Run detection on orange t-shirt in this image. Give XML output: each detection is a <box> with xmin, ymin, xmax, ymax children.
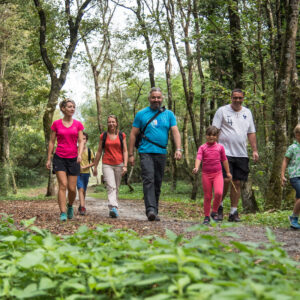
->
<box><xmin>101</xmin><ymin>132</ymin><xmax>126</xmax><ymax>165</ymax></box>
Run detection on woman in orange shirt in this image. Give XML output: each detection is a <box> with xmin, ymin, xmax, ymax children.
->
<box><xmin>93</xmin><ymin>115</ymin><xmax>128</xmax><ymax>218</ymax></box>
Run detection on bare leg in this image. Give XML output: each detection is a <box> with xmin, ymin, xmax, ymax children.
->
<box><xmin>56</xmin><ymin>171</ymin><xmax>68</xmax><ymax>213</ymax></box>
<box><xmin>67</xmin><ymin>176</ymin><xmax>78</xmax><ymax>206</ymax></box>
<box><xmin>230</xmin><ymin>180</ymin><xmax>241</xmax><ymax>207</ymax></box>
<box><xmin>293</xmin><ymin>198</ymin><xmax>300</xmax><ymax>215</ymax></box>
<box><xmin>78</xmin><ymin>188</ymin><xmax>85</xmax><ymax>207</ymax></box>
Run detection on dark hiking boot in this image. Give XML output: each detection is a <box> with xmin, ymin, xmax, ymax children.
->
<box><xmin>78</xmin><ymin>206</ymin><xmax>86</xmax><ymax>216</ymax></box>
<box><xmin>109</xmin><ymin>207</ymin><xmax>118</xmax><ymax>218</ymax></box>
<box><xmin>202</xmin><ymin>216</ymin><xmax>210</xmax><ymax>225</ymax></box>
<box><xmin>67</xmin><ymin>204</ymin><xmax>74</xmax><ymax>219</ymax></box>
<box><xmin>217</xmin><ymin>206</ymin><xmax>224</xmax><ymax>221</ymax></box>
<box><xmin>228</xmin><ymin>211</ymin><xmax>241</xmax><ymax>222</ymax></box>
<box><xmin>210</xmin><ymin>212</ymin><xmax>220</xmax><ymax>222</ymax></box>
<box><xmin>147</xmin><ymin>211</ymin><xmax>156</xmax><ymax>221</ymax></box>
<box><xmin>155</xmin><ymin>215</ymin><xmax>160</xmax><ymax>221</ymax></box>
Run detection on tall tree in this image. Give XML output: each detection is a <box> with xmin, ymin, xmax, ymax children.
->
<box><xmin>33</xmin><ymin>0</ymin><xmax>94</xmax><ymax>195</ymax></box>
<box><xmin>265</xmin><ymin>0</ymin><xmax>299</xmax><ymax>209</ymax></box>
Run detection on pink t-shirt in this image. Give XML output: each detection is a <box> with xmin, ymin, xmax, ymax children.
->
<box><xmin>51</xmin><ymin>119</ymin><xmax>84</xmax><ymax>158</ymax></box>
<box><xmin>196</xmin><ymin>142</ymin><xmax>227</xmax><ymax>174</ymax></box>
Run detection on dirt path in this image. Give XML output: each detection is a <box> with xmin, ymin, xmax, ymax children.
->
<box><xmin>0</xmin><ymin>195</ymin><xmax>299</xmax><ymax>260</ymax></box>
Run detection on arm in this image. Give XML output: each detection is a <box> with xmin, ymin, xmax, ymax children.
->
<box><xmin>77</xmin><ymin>131</ymin><xmax>84</xmax><ymax>163</ymax></box>
<box><xmin>247</xmin><ymin>132</ymin><xmax>259</xmax><ymax>162</ymax></box>
<box><xmin>192</xmin><ymin>159</ymin><xmax>201</xmax><ymax>174</ymax></box>
<box><xmin>128</xmin><ymin>127</ymin><xmax>140</xmax><ymax>166</ymax></box>
<box><xmin>222</xmin><ymin>160</ymin><xmax>232</xmax><ymax>180</ymax></box>
<box><xmin>122</xmin><ymin>136</ymin><xmax>128</xmax><ymax>175</ymax></box>
<box><xmin>171</xmin><ymin>125</ymin><xmax>182</xmax><ymax>160</ymax></box>
<box><xmin>46</xmin><ymin>131</ymin><xmax>56</xmax><ymax>169</ymax></box>
<box><xmin>281</xmin><ymin>157</ymin><xmax>290</xmax><ymax>186</ymax></box>
<box><xmin>93</xmin><ymin>137</ymin><xmax>103</xmax><ymax>177</ymax></box>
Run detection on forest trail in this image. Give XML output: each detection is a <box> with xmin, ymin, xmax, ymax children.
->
<box><xmin>0</xmin><ymin>194</ymin><xmax>299</xmax><ymax>260</ymax></box>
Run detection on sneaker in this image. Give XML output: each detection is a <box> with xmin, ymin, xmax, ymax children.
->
<box><xmin>210</xmin><ymin>212</ymin><xmax>220</xmax><ymax>222</ymax></box>
<box><xmin>203</xmin><ymin>216</ymin><xmax>210</xmax><ymax>225</ymax></box>
<box><xmin>60</xmin><ymin>212</ymin><xmax>67</xmax><ymax>222</ymax></box>
<box><xmin>147</xmin><ymin>211</ymin><xmax>156</xmax><ymax>221</ymax></box>
<box><xmin>67</xmin><ymin>204</ymin><xmax>74</xmax><ymax>219</ymax></box>
<box><xmin>109</xmin><ymin>207</ymin><xmax>118</xmax><ymax>218</ymax></box>
<box><xmin>217</xmin><ymin>206</ymin><xmax>224</xmax><ymax>221</ymax></box>
<box><xmin>289</xmin><ymin>216</ymin><xmax>300</xmax><ymax>229</ymax></box>
<box><xmin>78</xmin><ymin>206</ymin><xmax>86</xmax><ymax>216</ymax></box>
<box><xmin>228</xmin><ymin>211</ymin><xmax>241</xmax><ymax>222</ymax></box>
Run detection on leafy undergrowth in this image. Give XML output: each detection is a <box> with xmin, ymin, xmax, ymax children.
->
<box><xmin>0</xmin><ymin>216</ymin><xmax>299</xmax><ymax>299</ymax></box>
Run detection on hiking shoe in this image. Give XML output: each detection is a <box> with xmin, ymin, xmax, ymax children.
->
<box><xmin>217</xmin><ymin>206</ymin><xmax>224</xmax><ymax>221</ymax></box>
<box><xmin>155</xmin><ymin>215</ymin><xmax>161</xmax><ymax>221</ymax></box>
<box><xmin>147</xmin><ymin>211</ymin><xmax>156</xmax><ymax>221</ymax></box>
<box><xmin>60</xmin><ymin>212</ymin><xmax>67</xmax><ymax>222</ymax></box>
<box><xmin>78</xmin><ymin>206</ymin><xmax>86</xmax><ymax>216</ymax></box>
<box><xmin>67</xmin><ymin>204</ymin><xmax>74</xmax><ymax>219</ymax></box>
<box><xmin>289</xmin><ymin>216</ymin><xmax>300</xmax><ymax>229</ymax></box>
<box><xmin>109</xmin><ymin>207</ymin><xmax>118</xmax><ymax>218</ymax></box>
<box><xmin>202</xmin><ymin>216</ymin><xmax>210</xmax><ymax>225</ymax></box>
<box><xmin>210</xmin><ymin>212</ymin><xmax>220</xmax><ymax>222</ymax></box>
<box><xmin>228</xmin><ymin>211</ymin><xmax>241</xmax><ymax>222</ymax></box>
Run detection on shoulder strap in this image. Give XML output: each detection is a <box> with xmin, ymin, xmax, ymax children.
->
<box><xmin>102</xmin><ymin>132</ymin><xmax>107</xmax><ymax>150</ymax></box>
<box><xmin>119</xmin><ymin>131</ymin><xmax>124</xmax><ymax>152</ymax></box>
<box><xmin>88</xmin><ymin>148</ymin><xmax>91</xmax><ymax>163</ymax></box>
<box><xmin>141</xmin><ymin>106</ymin><xmax>166</xmax><ymax>134</ymax></box>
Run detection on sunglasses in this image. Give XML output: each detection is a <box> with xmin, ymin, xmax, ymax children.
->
<box><xmin>232</xmin><ymin>97</ymin><xmax>244</xmax><ymax>100</ymax></box>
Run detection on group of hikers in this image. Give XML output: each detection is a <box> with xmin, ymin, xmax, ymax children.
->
<box><xmin>46</xmin><ymin>87</ymin><xmax>300</xmax><ymax>229</ymax></box>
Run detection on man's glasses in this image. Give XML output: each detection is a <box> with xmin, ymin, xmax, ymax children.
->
<box><xmin>232</xmin><ymin>97</ymin><xmax>244</xmax><ymax>100</ymax></box>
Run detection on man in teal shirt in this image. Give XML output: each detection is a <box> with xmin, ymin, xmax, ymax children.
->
<box><xmin>129</xmin><ymin>87</ymin><xmax>182</xmax><ymax>221</ymax></box>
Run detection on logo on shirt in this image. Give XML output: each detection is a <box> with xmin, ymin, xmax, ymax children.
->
<box><xmin>226</xmin><ymin>116</ymin><xmax>233</xmax><ymax>126</ymax></box>
<box><xmin>243</xmin><ymin>114</ymin><xmax>247</xmax><ymax>119</ymax></box>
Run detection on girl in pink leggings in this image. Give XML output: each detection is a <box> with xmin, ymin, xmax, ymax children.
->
<box><xmin>192</xmin><ymin>126</ymin><xmax>232</xmax><ymax>225</ymax></box>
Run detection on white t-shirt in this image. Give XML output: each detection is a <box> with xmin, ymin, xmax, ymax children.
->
<box><xmin>212</xmin><ymin>104</ymin><xmax>256</xmax><ymax>157</ymax></box>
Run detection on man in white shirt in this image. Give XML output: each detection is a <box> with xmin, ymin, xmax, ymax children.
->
<box><xmin>212</xmin><ymin>89</ymin><xmax>259</xmax><ymax>222</ymax></box>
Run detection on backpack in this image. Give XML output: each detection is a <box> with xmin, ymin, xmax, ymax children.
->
<box><xmin>87</xmin><ymin>147</ymin><xmax>92</xmax><ymax>163</ymax></box>
<box><xmin>102</xmin><ymin>131</ymin><xmax>124</xmax><ymax>152</ymax></box>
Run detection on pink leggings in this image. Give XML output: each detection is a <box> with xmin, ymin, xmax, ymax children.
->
<box><xmin>202</xmin><ymin>171</ymin><xmax>224</xmax><ymax>217</ymax></box>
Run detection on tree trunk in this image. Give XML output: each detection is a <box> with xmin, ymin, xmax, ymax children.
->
<box><xmin>265</xmin><ymin>0</ymin><xmax>299</xmax><ymax>209</ymax></box>
<box><xmin>241</xmin><ymin>176</ymin><xmax>259</xmax><ymax>213</ymax></box>
<box><xmin>93</xmin><ymin>67</ymin><xmax>103</xmax><ymax>133</ymax></box>
<box><xmin>229</xmin><ymin>0</ymin><xmax>243</xmax><ymax>88</ymax></box>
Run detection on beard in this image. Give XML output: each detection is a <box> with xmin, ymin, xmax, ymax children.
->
<box><xmin>150</xmin><ymin>102</ymin><xmax>161</xmax><ymax>110</ymax></box>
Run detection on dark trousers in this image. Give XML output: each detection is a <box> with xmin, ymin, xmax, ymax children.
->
<box><xmin>140</xmin><ymin>153</ymin><xmax>166</xmax><ymax>216</ymax></box>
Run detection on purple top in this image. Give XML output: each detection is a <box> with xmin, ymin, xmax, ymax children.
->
<box><xmin>196</xmin><ymin>142</ymin><xmax>227</xmax><ymax>174</ymax></box>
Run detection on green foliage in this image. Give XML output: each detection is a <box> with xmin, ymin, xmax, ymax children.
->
<box><xmin>0</xmin><ymin>216</ymin><xmax>299</xmax><ymax>299</ymax></box>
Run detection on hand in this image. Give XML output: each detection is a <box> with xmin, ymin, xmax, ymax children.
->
<box><xmin>77</xmin><ymin>155</ymin><xmax>82</xmax><ymax>164</ymax></box>
<box><xmin>192</xmin><ymin>167</ymin><xmax>199</xmax><ymax>174</ymax></box>
<box><xmin>46</xmin><ymin>159</ymin><xmax>51</xmax><ymax>170</ymax></box>
<box><xmin>93</xmin><ymin>167</ymin><xmax>98</xmax><ymax>177</ymax></box>
<box><xmin>129</xmin><ymin>156</ymin><xmax>135</xmax><ymax>166</ymax></box>
<box><xmin>281</xmin><ymin>176</ymin><xmax>287</xmax><ymax>186</ymax></box>
<box><xmin>252</xmin><ymin>151</ymin><xmax>259</xmax><ymax>162</ymax></box>
<box><xmin>226</xmin><ymin>172</ymin><xmax>232</xmax><ymax>180</ymax></box>
<box><xmin>174</xmin><ymin>150</ymin><xmax>182</xmax><ymax>160</ymax></box>
<box><xmin>122</xmin><ymin>166</ymin><xmax>127</xmax><ymax>175</ymax></box>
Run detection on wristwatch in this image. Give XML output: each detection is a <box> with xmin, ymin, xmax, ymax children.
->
<box><xmin>176</xmin><ymin>149</ymin><xmax>184</xmax><ymax>152</ymax></box>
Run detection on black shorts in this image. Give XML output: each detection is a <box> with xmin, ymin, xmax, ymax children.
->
<box><xmin>222</xmin><ymin>156</ymin><xmax>249</xmax><ymax>181</ymax></box>
<box><xmin>52</xmin><ymin>153</ymin><xmax>80</xmax><ymax>176</ymax></box>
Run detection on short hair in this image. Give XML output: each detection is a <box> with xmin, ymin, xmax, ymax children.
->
<box><xmin>59</xmin><ymin>98</ymin><xmax>76</xmax><ymax>112</ymax></box>
<box><xmin>148</xmin><ymin>87</ymin><xmax>163</xmax><ymax>98</ymax></box>
<box><xmin>206</xmin><ymin>126</ymin><xmax>219</xmax><ymax>136</ymax></box>
<box><xmin>83</xmin><ymin>132</ymin><xmax>88</xmax><ymax>140</ymax></box>
<box><xmin>294</xmin><ymin>124</ymin><xmax>300</xmax><ymax>134</ymax></box>
<box><xmin>231</xmin><ymin>89</ymin><xmax>245</xmax><ymax>97</ymax></box>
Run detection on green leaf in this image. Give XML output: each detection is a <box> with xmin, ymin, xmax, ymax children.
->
<box><xmin>39</xmin><ymin>277</ymin><xmax>56</xmax><ymax>290</ymax></box>
<box><xmin>134</xmin><ymin>275</ymin><xmax>169</xmax><ymax>286</ymax></box>
<box><xmin>0</xmin><ymin>235</ymin><xmax>17</xmax><ymax>242</ymax></box>
<box><xmin>18</xmin><ymin>251</ymin><xmax>44</xmax><ymax>268</ymax></box>
<box><xmin>20</xmin><ymin>217</ymin><xmax>36</xmax><ymax>228</ymax></box>
<box><xmin>144</xmin><ymin>294</ymin><xmax>171</xmax><ymax>300</ymax></box>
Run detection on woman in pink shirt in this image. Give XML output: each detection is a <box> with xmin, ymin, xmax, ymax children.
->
<box><xmin>46</xmin><ymin>99</ymin><xmax>84</xmax><ymax>221</ymax></box>
<box><xmin>192</xmin><ymin>126</ymin><xmax>232</xmax><ymax>225</ymax></box>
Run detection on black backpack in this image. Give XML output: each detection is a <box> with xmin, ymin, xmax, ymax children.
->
<box><xmin>102</xmin><ymin>131</ymin><xmax>124</xmax><ymax>152</ymax></box>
